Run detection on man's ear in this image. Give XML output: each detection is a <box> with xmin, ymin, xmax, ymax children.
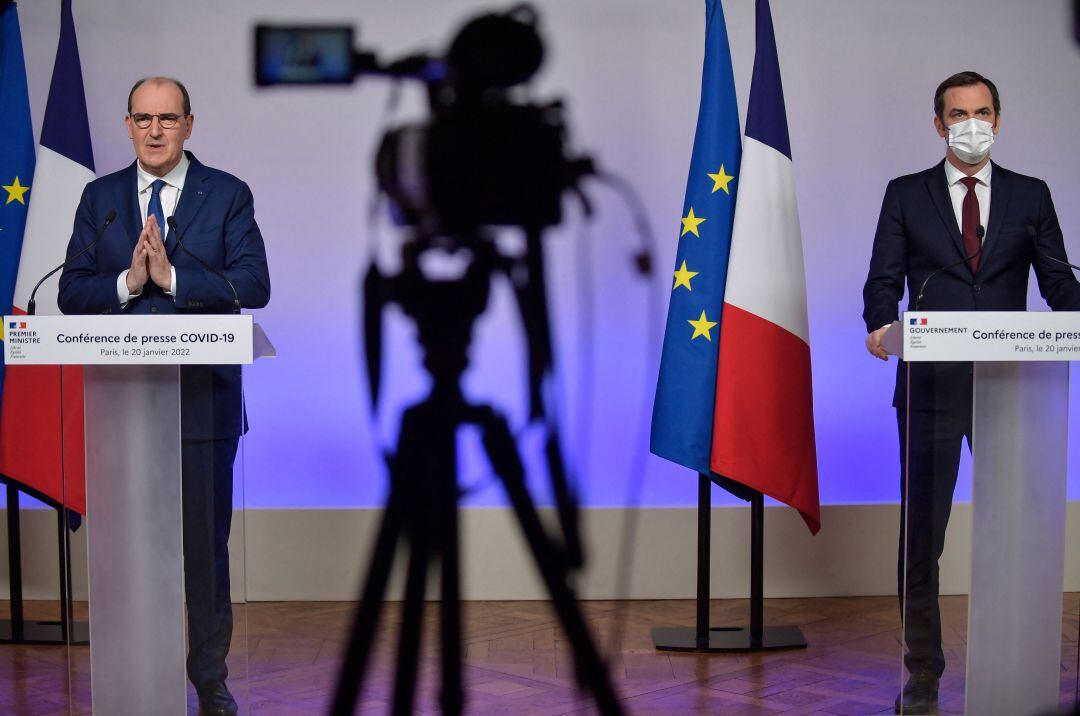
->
<box><xmin>125</xmin><ymin>115</ymin><xmax>134</xmax><ymax>140</ymax></box>
<box><xmin>184</xmin><ymin>114</ymin><xmax>195</xmax><ymax>141</ymax></box>
<box><xmin>933</xmin><ymin>116</ymin><xmax>947</xmax><ymax>139</ymax></box>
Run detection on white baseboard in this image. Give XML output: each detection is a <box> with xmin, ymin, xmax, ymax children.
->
<box><xmin>2</xmin><ymin>503</ymin><xmax>1078</xmax><ymax>602</ymax></box>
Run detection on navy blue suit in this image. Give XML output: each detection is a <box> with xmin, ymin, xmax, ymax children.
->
<box><xmin>58</xmin><ymin>151</ymin><xmax>270</xmax><ymax>688</ymax></box>
<box><xmin>864</xmin><ymin>159</ymin><xmax>1080</xmax><ymax>408</ymax></box>
<box><xmin>58</xmin><ymin>151</ymin><xmax>270</xmax><ymax>438</ymax></box>
<box><xmin>862</xmin><ymin>159</ymin><xmax>1080</xmax><ymax>677</ymax></box>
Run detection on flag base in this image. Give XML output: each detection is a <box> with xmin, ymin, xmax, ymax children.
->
<box><xmin>0</xmin><ymin>619</ymin><xmax>89</xmax><ymax>646</ymax></box>
<box><xmin>650</xmin><ymin>473</ymin><xmax>810</xmax><ymax>655</ymax></box>
<box><xmin>3</xmin><ymin>481</ymin><xmax>87</xmax><ymax>646</ymax></box>
<box><xmin>651</xmin><ymin>625</ymin><xmax>806</xmax><ymax>652</ymax></box>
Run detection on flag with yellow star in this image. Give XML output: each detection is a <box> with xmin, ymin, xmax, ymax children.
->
<box><xmin>0</xmin><ymin>0</ymin><xmax>36</xmax><ymax>412</ymax></box>
<box><xmin>650</xmin><ymin>0</ymin><xmax>741</xmax><ymax>475</ymax></box>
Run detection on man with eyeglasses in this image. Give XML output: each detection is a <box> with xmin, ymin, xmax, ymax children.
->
<box><xmin>58</xmin><ymin>77</ymin><xmax>270</xmax><ymax>716</ymax></box>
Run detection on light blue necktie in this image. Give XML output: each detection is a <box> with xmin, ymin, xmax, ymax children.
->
<box><xmin>147</xmin><ymin>178</ymin><xmax>167</xmax><ymax>244</ymax></box>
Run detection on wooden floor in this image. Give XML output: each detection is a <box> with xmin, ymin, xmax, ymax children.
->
<box><xmin>1</xmin><ymin>596</ymin><xmax>1077</xmax><ymax>715</ymax></box>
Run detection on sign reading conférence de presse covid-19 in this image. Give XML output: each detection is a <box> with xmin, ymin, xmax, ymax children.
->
<box><xmin>904</xmin><ymin>311</ymin><xmax>1080</xmax><ymax>362</ymax></box>
<box><xmin>3</xmin><ymin>314</ymin><xmax>254</xmax><ymax>365</ymax></box>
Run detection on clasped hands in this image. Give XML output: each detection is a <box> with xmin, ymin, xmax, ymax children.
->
<box><xmin>126</xmin><ymin>215</ymin><xmax>172</xmax><ymax>294</ymax></box>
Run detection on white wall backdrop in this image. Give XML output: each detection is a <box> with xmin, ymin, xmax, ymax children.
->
<box><xmin>14</xmin><ymin>0</ymin><xmax>1080</xmax><ymax>518</ymax></box>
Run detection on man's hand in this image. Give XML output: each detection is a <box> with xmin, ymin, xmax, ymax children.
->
<box><xmin>126</xmin><ymin>223</ymin><xmax>151</xmax><ymax>294</ymax></box>
<box><xmin>143</xmin><ymin>215</ymin><xmax>173</xmax><ymax>291</ymax></box>
<box><xmin>865</xmin><ymin>325</ymin><xmax>891</xmax><ymax>361</ymax></box>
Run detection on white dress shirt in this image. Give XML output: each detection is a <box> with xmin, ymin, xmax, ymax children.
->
<box><xmin>943</xmin><ymin>159</ymin><xmax>991</xmax><ymax>236</ymax></box>
<box><xmin>116</xmin><ymin>153</ymin><xmax>189</xmax><ymax>304</ymax></box>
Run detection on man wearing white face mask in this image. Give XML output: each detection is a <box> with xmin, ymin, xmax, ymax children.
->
<box><xmin>862</xmin><ymin>71</ymin><xmax>1080</xmax><ymax>714</ymax></box>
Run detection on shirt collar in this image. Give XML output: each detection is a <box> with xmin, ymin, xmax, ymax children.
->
<box><xmin>944</xmin><ymin>158</ymin><xmax>992</xmax><ymax>188</ymax></box>
<box><xmin>136</xmin><ymin>152</ymin><xmax>190</xmax><ymax>193</ymax></box>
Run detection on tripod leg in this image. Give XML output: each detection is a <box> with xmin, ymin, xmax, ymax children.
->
<box><xmin>544</xmin><ymin>430</ymin><xmax>583</xmax><ymax>570</ymax></box>
<box><xmin>438</xmin><ymin>483</ymin><xmax>463</xmax><ymax>716</ymax></box>
<box><xmin>503</xmin><ymin>481</ymin><xmax>622</xmax><ymax>715</ymax></box>
<box><xmin>391</xmin><ymin>515</ymin><xmax>431</xmax><ymax>716</ymax></box>
<box><xmin>478</xmin><ymin>409</ymin><xmax>623</xmax><ymax>716</ymax></box>
<box><xmin>331</xmin><ymin>481</ymin><xmax>406</xmax><ymax>716</ymax></box>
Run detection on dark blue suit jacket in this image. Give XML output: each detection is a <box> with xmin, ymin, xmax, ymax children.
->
<box><xmin>863</xmin><ymin>159</ymin><xmax>1080</xmax><ymax>411</ymax></box>
<box><xmin>58</xmin><ymin>152</ymin><xmax>271</xmax><ymax>439</ymax></box>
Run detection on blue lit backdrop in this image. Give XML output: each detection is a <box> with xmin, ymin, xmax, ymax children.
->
<box><xmin>15</xmin><ymin>0</ymin><xmax>1080</xmax><ymax>510</ymax></box>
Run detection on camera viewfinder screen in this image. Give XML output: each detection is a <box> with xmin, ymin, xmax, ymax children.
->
<box><xmin>255</xmin><ymin>26</ymin><xmax>354</xmax><ymax>86</ymax></box>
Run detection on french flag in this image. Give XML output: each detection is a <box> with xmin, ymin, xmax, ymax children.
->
<box><xmin>710</xmin><ymin>0</ymin><xmax>820</xmax><ymax>534</ymax></box>
<box><xmin>0</xmin><ymin>0</ymin><xmax>93</xmax><ymax>515</ymax></box>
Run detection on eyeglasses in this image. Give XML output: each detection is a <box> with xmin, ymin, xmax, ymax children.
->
<box><xmin>129</xmin><ymin>113</ymin><xmax>186</xmax><ymax>129</ymax></box>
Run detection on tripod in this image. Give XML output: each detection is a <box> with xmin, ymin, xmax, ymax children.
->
<box><xmin>332</xmin><ymin>235</ymin><xmax>622</xmax><ymax>715</ymax></box>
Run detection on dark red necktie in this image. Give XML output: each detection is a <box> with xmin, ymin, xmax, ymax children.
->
<box><xmin>960</xmin><ymin>176</ymin><xmax>981</xmax><ymax>273</ymax></box>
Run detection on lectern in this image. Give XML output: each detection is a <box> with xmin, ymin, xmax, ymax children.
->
<box><xmin>4</xmin><ymin>314</ymin><xmax>274</xmax><ymax>715</ymax></box>
<box><xmin>885</xmin><ymin>311</ymin><xmax>1074</xmax><ymax>716</ymax></box>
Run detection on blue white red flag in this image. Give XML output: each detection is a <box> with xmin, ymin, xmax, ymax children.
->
<box><xmin>0</xmin><ymin>0</ymin><xmax>94</xmax><ymax>514</ymax></box>
<box><xmin>711</xmin><ymin>0</ymin><xmax>820</xmax><ymax>533</ymax></box>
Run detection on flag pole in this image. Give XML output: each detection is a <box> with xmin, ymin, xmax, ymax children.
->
<box><xmin>5</xmin><ymin>484</ymin><xmax>25</xmax><ymax>641</ymax></box>
<box><xmin>695</xmin><ymin>473</ymin><xmax>711</xmax><ymax>647</ymax></box>
<box><xmin>750</xmin><ymin>490</ymin><xmax>764</xmax><ymax>645</ymax></box>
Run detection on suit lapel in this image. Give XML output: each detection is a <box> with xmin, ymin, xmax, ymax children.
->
<box><xmin>120</xmin><ymin>162</ymin><xmax>141</xmax><ymax>246</ymax></box>
<box><xmin>167</xmin><ymin>152</ymin><xmax>211</xmax><ymax>257</ymax></box>
<box><xmin>978</xmin><ymin>161</ymin><xmax>1011</xmax><ymax>274</ymax></box>
<box><xmin>924</xmin><ymin>160</ymin><xmax>968</xmax><ymax>269</ymax></box>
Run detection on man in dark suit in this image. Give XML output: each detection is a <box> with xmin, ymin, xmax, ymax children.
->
<box><xmin>863</xmin><ymin>70</ymin><xmax>1080</xmax><ymax>714</ymax></box>
<box><xmin>58</xmin><ymin>77</ymin><xmax>270</xmax><ymax>716</ymax></box>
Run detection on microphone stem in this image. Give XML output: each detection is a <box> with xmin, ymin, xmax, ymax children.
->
<box><xmin>914</xmin><ymin>226</ymin><xmax>984</xmax><ymax>311</ymax></box>
<box><xmin>168</xmin><ymin>217</ymin><xmax>242</xmax><ymax>312</ymax></box>
<box><xmin>28</xmin><ymin>213</ymin><xmax>116</xmax><ymax>315</ymax></box>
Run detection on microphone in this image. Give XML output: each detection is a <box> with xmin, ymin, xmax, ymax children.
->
<box><xmin>166</xmin><ymin>216</ymin><xmax>241</xmax><ymax>313</ymax></box>
<box><xmin>28</xmin><ymin>209</ymin><xmax>118</xmax><ymax>315</ymax></box>
<box><xmin>914</xmin><ymin>225</ymin><xmax>984</xmax><ymax>310</ymax></box>
<box><xmin>1028</xmin><ymin>225</ymin><xmax>1080</xmax><ymax>272</ymax></box>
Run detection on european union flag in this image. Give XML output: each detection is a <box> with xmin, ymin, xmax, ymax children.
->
<box><xmin>0</xmin><ymin>0</ymin><xmax>36</xmax><ymax>411</ymax></box>
<box><xmin>650</xmin><ymin>0</ymin><xmax>741</xmax><ymax>474</ymax></box>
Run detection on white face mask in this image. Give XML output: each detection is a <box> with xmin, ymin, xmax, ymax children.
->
<box><xmin>946</xmin><ymin>117</ymin><xmax>995</xmax><ymax>164</ymax></box>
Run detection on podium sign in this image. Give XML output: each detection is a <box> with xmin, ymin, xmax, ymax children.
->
<box><xmin>3</xmin><ymin>314</ymin><xmax>255</xmax><ymax>364</ymax></box>
<box><xmin>901</xmin><ymin>310</ymin><xmax>1080</xmax><ymax>361</ymax></box>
